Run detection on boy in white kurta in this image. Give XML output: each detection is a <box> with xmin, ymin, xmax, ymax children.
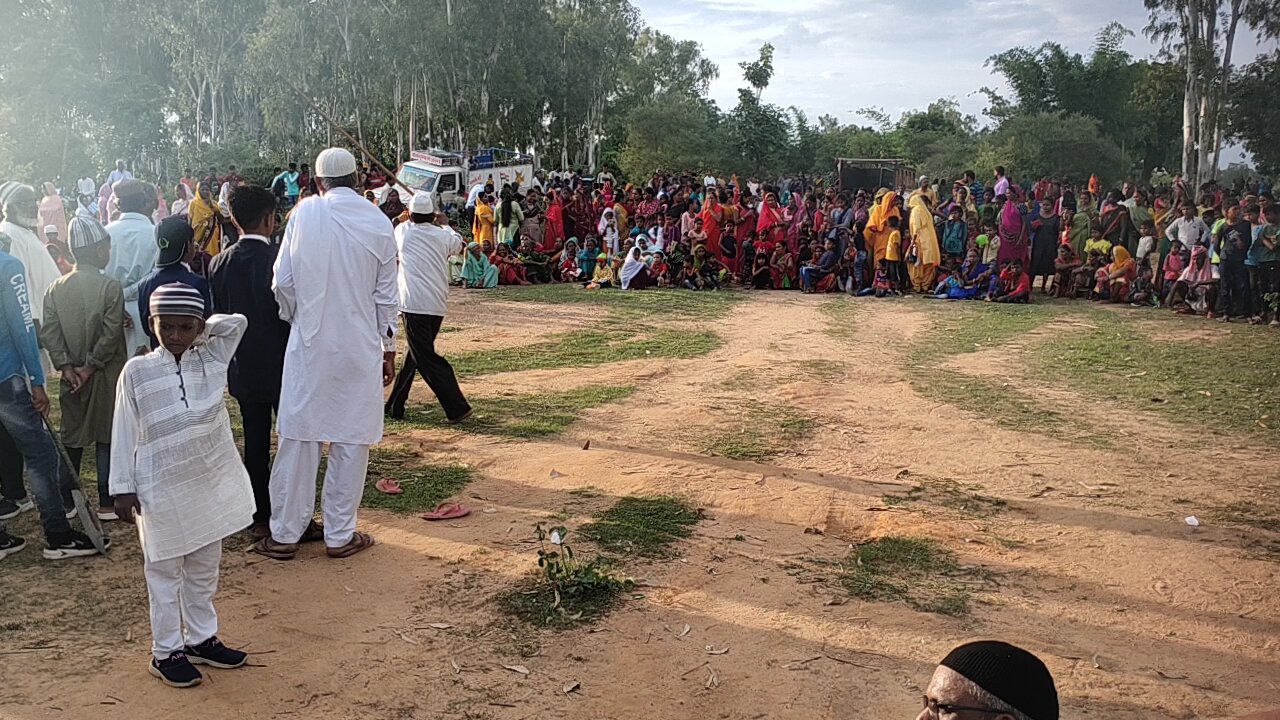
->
<box><xmin>110</xmin><ymin>282</ymin><xmax>254</xmax><ymax>688</ymax></box>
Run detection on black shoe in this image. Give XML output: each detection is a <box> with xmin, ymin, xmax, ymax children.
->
<box><xmin>43</xmin><ymin>531</ymin><xmax>109</xmax><ymax>560</ymax></box>
<box><xmin>185</xmin><ymin>636</ymin><xmax>247</xmax><ymax>669</ymax></box>
<box><xmin>0</xmin><ymin>531</ymin><xmax>25</xmax><ymax>560</ymax></box>
<box><xmin>149</xmin><ymin>651</ymin><xmax>203</xmax><ymax>688</ymax></box>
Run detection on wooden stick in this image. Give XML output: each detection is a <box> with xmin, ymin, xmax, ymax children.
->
<box><xmin>283</xmin><ymin>78</ymin><xmax>412</xmax><ymax>195</ymax></box>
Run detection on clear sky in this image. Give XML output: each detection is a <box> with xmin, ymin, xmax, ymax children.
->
<box><xmin>632</xmin><ymin>0</ymin><xmax>1271</xmax><ymax>131</ymax></box>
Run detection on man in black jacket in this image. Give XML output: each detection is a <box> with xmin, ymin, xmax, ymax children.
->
<box><xmin>209</xmin><ymin>186</ymin><xmax>291</xmax><ymax>538</ymax></box>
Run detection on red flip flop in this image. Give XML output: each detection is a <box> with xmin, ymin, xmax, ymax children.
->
<box><xmin>374</xmin><ymin>477</ymin><xmax>403</xmax><ymax>495</ymax></box>
<box><xmin>421</xmin><ymin>503</ymin><xmax>471</xmax><ymax>521</ymax></box>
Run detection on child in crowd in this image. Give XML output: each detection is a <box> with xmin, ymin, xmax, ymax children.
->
<box><xmin>1083</xmin><ymin>223</ymin><xmax>1111</xmax><ymax>258</ymax></box>
<box><xmin>941</xmin><ymin>206</ymin><xmax>967</xmax><ymax>259</ymax></box>
<box><xmin>1162</xmin><ymin>239</ymin><xmax>1186</xmax><ymax>291</ymax></box>
<box><xmin>1074</xmin><ymin>249</ymin><xmax>1105</xmax><ymax>298</ymax></box>
<box><xmin>560</xmin><ymin>239</ymin><xmax>582</xmax><ymax>283</ymax></box>
<box><xmin>992</xmin><ymin>259</ymin><xmax>1032</xmax><ymax>303</ymax></box>
<box><xmin>1052</xmin><ymin>244</ymin><xmax>1081</xmax><ymax>298</ymax></box>
<box><xmin>650</xmin><ymin>251</ymin><xmax>670</xmax><ymax>287</ymax></box>
<box><xmin>1128</xmin><ymin>259</ymin><xmax>1157</xmax><ymax>306</ymax></box>
<box><xmin>695</xmin><ymin>245</ymin><xmax>724</xmax><ymax>290</ymax></box>
<box><xmin>885</xmin><ymin>215</ymin><xmax>905</xmax><ymax>291</ymax></box>
<box><xmin>111</xmin><ymin>283</ymin><xmax>254</xmax><ymax>688</ymax></box>
<box><xmin>1135</xmin><ymin>219</ymin><xmax>1157</xmax><ymax>265</ymax></box>
<box><xmin>837</xmin><ymin>243</ymin><xmax>860</xmax><ymax>294</ymax></box>
<box><xmin>770</xmin><ymin>242</ymin><xmax>794</xmax><ymax>289</ymax></box>
<box><xmin>680</xmin><ymin>258</ymin><xmax>702</xmax><ymax>290</ymax></box>
<box><xmin>39</xmin><ymin>216</ymin><xmax>126</xmax><ymax>520</ymax></box>
<box><xmin>589</xmin><ymin>252</ymin><xmax>615</xmax><ymax>288</ymax></box>
<box><xmin>740</xmin><ymin>230</ymin><xmax>757</xmax><ymax>285</ymax></box>
<box><xmin>719</xmin><ymin>222</ymin><xmax>737</xmax><ymax>276</ymax></box>
<box><xmin>863</xmin><ymin>258</ymin><xmax>896</xmax><ymax>297</ymax></box>
<box><xmin>979</xmin><ymin>226</ymin><xmax>1000</xmax><ymax>266</ymax></box>
<box><xmin>750</xmin><ymin>252</ymin><xmax>771</xmax><ymax>290</ymax></box>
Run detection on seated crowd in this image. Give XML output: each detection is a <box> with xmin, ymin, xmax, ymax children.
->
<box><xmin>380</xmin><ymin>168</ymin><xmax>1277</xmax><ymax>324</ymax></box>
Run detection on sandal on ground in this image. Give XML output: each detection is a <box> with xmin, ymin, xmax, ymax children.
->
<box><xmin>446</xmin><ymin>409</ymin><xmax>474</xmax><ymax>425</ymax></box>
<box><xmin>326</xmin><ymin>531</ymin><xmax>375</xmax><ymax>558</ymax></box>
<box><xmin>300</xmin><ymin>519</ymin><xmax>325</xmax><ymax>543</ymax></box>
<box><xmin>249</xmin><ymin>536</ymin><xmax>298</xmax><ymax>560</ymax></box>
<box><xmin>374</xmin><ymin>477</ymin><xmax>403</xmax><ymax>495</ymax></box>
<box><xmin>421</xmin><ymin>503</ymin><xmax>471</xmax><ymax>521</ymax></box>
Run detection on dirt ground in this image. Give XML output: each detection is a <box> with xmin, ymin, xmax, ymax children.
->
<box><xmin>2</xmin><ymin>290</ymin><xmax>1278</xmax><ymax>720</ymax></box>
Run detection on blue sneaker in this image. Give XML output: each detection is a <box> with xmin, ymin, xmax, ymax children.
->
<box><xmin>149</xmin><ymin>651</ymin><xmax>202</xmax><ymax>688</ymax></box>
<box><xmin>185</xmin><ymin>637</ymin><xmax>247</xmax><ymax>669</ymax></box>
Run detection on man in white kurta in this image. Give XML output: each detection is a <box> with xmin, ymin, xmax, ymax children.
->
<box><xmin>110</xmin><ymin>284</ymin><xmax>253</xmax><ymax>686</ymax></box>
<box><xmin>104</xmin><ymin>180</ymin><xmax>159</xmax><ymax>355</ymax></box>
<box><xmin>262</xmin><ymin>148</ymin><xmax>398</xmax><ymax>559</ymax></box>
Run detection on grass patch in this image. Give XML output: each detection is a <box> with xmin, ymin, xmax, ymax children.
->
<box><xmin>499</xmin><ymin>524</ymin><xmax>634</xmax><ymax>629</ymax></box>
<box><xmin>363</xmin><ymin>448</ymin><xmax>472</xmax><ymax>512</ymax></box>
<box><xmin>884</xmin><ymin>477</ymin><xmax>1008</xmax><ymax>517</ymax></box>
<box><xmin>820</xmin><ymin>299</ymin><xmax>859</xmax><ymax>339</ymax></box>
<box><xmin>1209</xmin><ymin>499</ymin><xmax>1280</xmax><ymax>532</ymax></box>
<box><xmin>489</xmin><ymin>284</ymin><xmax>743</xmax><ymax>320</ymax></box>
<box><xmin>578</xmin><ymin>495</ymin><xmax>702</xmax><ymax>557</ymax></box>
<box><xmin>449</xmin><ymin>328</ymin><xmax>720</xmax><ymax>377</ymax></box>
<box><xmin>1031</xmin><ymin>313</ymin><xmax>1280</xmax><ymax>437</ymax></box>
<box><xmin>912</xmin><ymin>302</ymin><xmax>1062</xmax><ymax>363</ymax></box>
<box><xmin>840</xmin><ymin>537</ymin><xmax>982</xmax><ymax>616</ymax></box>
<box><xmin>703</xmin><ymin>402</ymin><xmax>817</xmax><ymax>461</ymax></box>
<box><xmin>389</xmin><ymin>385</ymin><xmax>636</xmax><ymax>439</ymax></box>
<box><xmin>796</xmin><ymin>358</ymin><xmax>849</xmax><ymax>381</ymax></box>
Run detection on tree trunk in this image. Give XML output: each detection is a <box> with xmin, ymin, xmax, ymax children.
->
<box><xmin>1209</xmin><ymin>0</ymin><xmax>1245</xmax><ymax>180</ymax></box>
<box><xmin>1180</xmin><ymin>0</ymin><xmax>1201</xmax><ymax>181</ymax></box>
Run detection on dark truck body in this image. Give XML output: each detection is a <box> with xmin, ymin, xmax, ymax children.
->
<box><xmin>836</xmin><ymin>158</ymin><xmax>916</xmax><ymax>194</ymax></box>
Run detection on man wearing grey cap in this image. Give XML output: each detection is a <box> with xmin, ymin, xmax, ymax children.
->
<box><xmin>255</xmin><ymin>147</ymin><xmax>398</xmax><ymax>561</ymax></box>
<box><xmin>104</xmin><ymin>179</ymin><xmax>159</xmax><ymax>355</ymax></box>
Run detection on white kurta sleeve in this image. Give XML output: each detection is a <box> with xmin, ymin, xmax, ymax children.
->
<box><xmin>375</xmin><ymin>250</ymin><xmax>398</xmax><ymax>352</ymax></box>
<box><xmin>273</xmin><ymin>226</ymin><xmax>297</xmax><ymax>323</ymax></box>
<box><xmin>201</xmin><ymin>313</ymin><xmax>248</xmax><ymax>363</ymax></box>
<box><xmin>109</xmin><ymin>366</ymin><xmax>140</xmax><ymax>496</ymax></box>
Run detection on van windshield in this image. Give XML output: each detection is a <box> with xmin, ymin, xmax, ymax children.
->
<box><xmin>397</xmin><ymin>165</ymin><xmax>437</xmax><ymax>192</ymax></box>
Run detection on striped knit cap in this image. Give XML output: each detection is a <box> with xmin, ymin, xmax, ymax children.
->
<box><xmin>149</xmin><ymin>282</ymin><xmax>205</xmax><ymax>319</ymax></box>
<box><xmin>68</xmin><ymin>215</ymin><xmax>110</xmax><ymax>250</ymax></box>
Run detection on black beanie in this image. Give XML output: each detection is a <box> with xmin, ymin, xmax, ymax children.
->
<box><xmin>940</xmin><ymin>641</ymin><xmax>1058</xmax><ymax>720</ymax></box>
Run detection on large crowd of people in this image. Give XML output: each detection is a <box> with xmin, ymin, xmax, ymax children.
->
<box><xmin>428</xmin><ymin>167</ymin><xmax>1277</xmax><ymax>322</ymax></box>
<box><xmin>0</xmin><ymin>150</ymin><xmax>1275</xmax><ymax>697</ymax></box>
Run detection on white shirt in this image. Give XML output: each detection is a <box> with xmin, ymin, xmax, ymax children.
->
<box><xmin>1167</xmin><ymin>216</ymin><xmax>1210</xmax><ymax>248</ymax></box>
<box><xmin>1136</xmin><ymin>234</ymin><xmax>1156</xmax><ymax>261</ymax></box>
<box><xmin>0</xmin><ymin>221</ymin><xmax>61</xmax><ymax>322</ymax></box>
<box><xmin>466</xmin><ymin>183</ymin><xmax>484</xmax><ymax>208</ymax></box>
<box><xmin>110</xmin><ymin>314</ymin><xmax>254</xmax><ymax>562</ymax></box>
<box><xmin>273</xmin><ymin>187</ymin><xmax>398</xmax><ymax>445</ymax></box>
<box><xmin>105</xmin><ymin>212</ymin><xmax>158</xmax><ymax>351</ymax></box>
<box><xmin>108</xmin><ymin>169</ymin><xmax>133</xmax><ymax>186</ymax></box>
<box><xmin>76</xmin><ymin>177</ymin><xmax>96</xmax><ymax>196</ymax></box>
<box><xmin>993</xmin><ymin>176</ymin><xmax>1009</xmax><ymax>197</ymax></box>
<box><xmin>395</xmin><ymin>220</ymin><xmax>457</xmax><ymax>317</ymax></box>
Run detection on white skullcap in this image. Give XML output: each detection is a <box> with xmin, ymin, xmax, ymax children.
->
<box><xmin>314</xmin><ymin>148</ymin><xmax>358</xmax><ymax>178</ymax></box>
<box><xmin>408</xmin><ymin>192</ymin><xmax>435</xmax><ymax>215</ymax></box>
<box><xmin>43</xmin><ymin>225</ymin><xmax>57</xmax><ymax>234</ymax></box>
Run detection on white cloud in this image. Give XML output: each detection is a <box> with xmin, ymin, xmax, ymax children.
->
<box><xmin>632</xmin><ymin>0</ymin><xmax>1273</xmax><ymax>126</ymax></box>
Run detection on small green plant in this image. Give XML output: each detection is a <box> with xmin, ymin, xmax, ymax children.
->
<box><xmin>500</xmin><ymin>524</ymin><xmax>632</xmax><ymax>628</ymax></box>
<box><xmin>840</xmin><ymin>536</ymin><xmax>988</xmax><ymax>616</ymax></box>
<box><xmin>579</xmin><ymin>495</ymin><xmax>702</xmax><ymax>557</ymax></box>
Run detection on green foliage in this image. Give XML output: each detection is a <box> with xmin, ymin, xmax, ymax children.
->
<box><xmin>980</xmin><ymin>112</ymin><xmax>1129</xmax><ymax>185</ymax></box>
<box><xmin>578</xmin><ymin>496</ymin><xmax>701</xmax><ymax>557</ymax></box>
<box><xmin>500</xmin><ymin>524</ymin><xmax>633</xmax><ymax>628</ymax></box>
<box><xmin>1228</xmin><ymin>51</ymin><xmax>1280</xmax><ymax>176</ymax></box>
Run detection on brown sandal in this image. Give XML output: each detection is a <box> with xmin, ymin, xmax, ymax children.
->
<box><xmin>326</xmin><ymin>531</ymin><xmax>375</xmax><ymax>559</ymax></box>
<box><xmin>250</xmin><ymin>536</ymin><xmax>299</xmax><ymax>560</ymax></box>
<box><xmin>300</xmin><ymin>519</ymin><xmax>325</xmax><ymax>543</ymax></box>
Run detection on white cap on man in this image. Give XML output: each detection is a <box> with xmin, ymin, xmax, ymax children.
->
<box><xmin>314</xmin><ymin>148</ymin><xmax>358</xmax><ymax>178</ymax></box>
<box><xmin>408</xmin><ymin>192</ymin><xmax>435</xmax><ymax>215</ymax></box>
<box><xmin>43</xmin><ymin>224</ymin><xmax>57</xmax><ymax>235</ymax></box>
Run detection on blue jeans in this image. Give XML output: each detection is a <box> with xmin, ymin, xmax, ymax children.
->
<box><xmin>0</xmin><ymin>376</ymin><xmax>74</xmax><ymax>541</ymax></box>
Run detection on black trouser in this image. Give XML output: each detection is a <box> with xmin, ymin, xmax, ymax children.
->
<box><xmin>237</xmin><ymin>399</ymin><xmax>277</xmax><ymax>525</ymax></box>
<box><xmin>1217</xmin><ymin>261</ymin><xmax>1251</xmax><ymax>317</ymax></box>
<box><xmin>385</xmin><ymin>313</ymin><xmax>471</xmax><ymax>422</ymax></box>
<box><xmin>0</xmin><ymin>424</ymin><xmax>24</xmax><ymax>502</ymax></box>
<box><xmin>1249</xmin><ymin>262</ymin><xmax>1278</xmax><ymax>319</ymax></box>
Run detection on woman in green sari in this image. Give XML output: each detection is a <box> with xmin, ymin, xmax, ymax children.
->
<box><xmin>1068</xmin><ymin>191</ymin><xmax>1096</xmax><ymax>258</ymax></box>
<box><xmin>461</xmin><ymin>241</ymin><xmax>499</xmax><ymax>288</ymax></box>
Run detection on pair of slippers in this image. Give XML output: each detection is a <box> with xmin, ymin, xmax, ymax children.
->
<box><xmin>374</xmin><ymin>477</ymin><xmax>470</xmax><ymax>521</ymax></box>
